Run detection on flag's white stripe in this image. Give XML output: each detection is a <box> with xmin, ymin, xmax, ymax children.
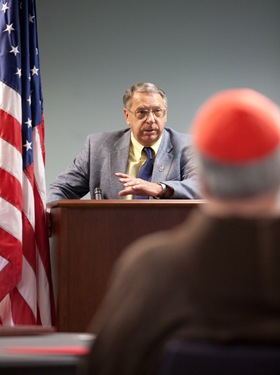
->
<box><xmin>0</xmin><ymin>295</ymin><xmax>14</xmax><ymax>326</ymax></box>
<box><xmin>21</xmin><ymin>171</ymin><xmax>36</xmax><ymax>321</ymax></box>
<box><xmin>0</xmin><ymin>197</ymin><xmax>22</xmax><ymax>242</ymax></box>
<box><xmin>0</xmin><ymin>138</ymin><xmax>22</xmax><ymax>182</ymax></box>
<box><xmin>0</xmin><ymin>81</ymin><xmax>22</xmax><ymax>123</ymax></box>
<box><xmin>0</xmin><ymin>256</ymin><xmax>9</xmax><ymax>272</ymax></box>
<box><xmin>33</xmin><ymin>127</ymin><xmax>47</xmax><ymax>204</ymax></box>
<box><xmin>17</xmin><ymin>256</ymin><xmax>37</xmax><ymax>319</ymax></box>
<box><xmin>37</xmin><ymin>251</ymin><xmax>52</xmax><ymax>326</ymax></box>
<box><xmin>33</xmin><ymin>127</ymin><xmax>52</xmax><ymax>326</ymax></box>
<box><xmin>22</xmin><ymin>172</ymin><xmax>35</xmax><ymax>229</ymax></box>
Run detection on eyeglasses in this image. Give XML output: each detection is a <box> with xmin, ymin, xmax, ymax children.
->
<box><xmin>127</xmin><ymin>108</ymin><xmax>166</xmax><ymax>120</ymax></box>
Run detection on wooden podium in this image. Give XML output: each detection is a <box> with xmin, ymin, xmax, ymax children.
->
<box><xmin>47</xmin><ymin>200</ymin><xmax>205</xmax><ymax>332</ymax></box>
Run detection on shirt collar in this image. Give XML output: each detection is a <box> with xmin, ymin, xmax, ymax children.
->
<box><xmin>130</xmin><ymin>132</ymin><xmax>163</xmax><ymax>160</ymax></box>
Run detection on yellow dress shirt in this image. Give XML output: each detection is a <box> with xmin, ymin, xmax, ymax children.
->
<box><xmin>124</xmin><ymin>133</ymin><xmax>162</xmax><ymax>199</ymax></box>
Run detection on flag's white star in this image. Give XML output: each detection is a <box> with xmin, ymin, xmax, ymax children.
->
<box><xmin>10</xmin><ymin>45</ymin><xmax>20</xmax><ymax>56</ymax></box>
<box><xmin>15</xmin><ymin>68</ymin><xmax>22</xmax><ymax>78</ymax></box>
<box><xmin>23</xmin><ymin>140</ymin><xmax>32</xmax><ymax>151</ymax></box>
<box><xmin>29</xmin><ymin>14</ymin><xmax>35</xmax><ymax>23</ymax></box>
<box><xmin>4</xmin><ymin>24</ymin><xmax>15</xmax><ymax>34</ymax></box>
<box><xmin>31</xmin><ymin>66</ymin><xmax>39</xmax><ymax>75</ymax></box>
<box><xmin>1</xmin><ymin>3</ymin><xmax>9</xmax><ymax>13</ymax></box>
<box><xmin>27</xmin><ymin>96</ymin><xmax>32</xmax><ymax>105</ymax></box>
<box><xmin>25</xmin><ymin>118</ymin><xmax>32</xmax><ymax>128</ymax></box>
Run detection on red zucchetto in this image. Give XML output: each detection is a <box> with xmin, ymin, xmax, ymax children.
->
<box><xmin>192</xmin><ymin>89</ymin><xmax>280</xmax><ymax>164</ymax></box>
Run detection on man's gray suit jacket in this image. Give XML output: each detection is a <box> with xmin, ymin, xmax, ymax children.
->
<box><xmin>47</xmin><ymin>127</ymin><xmax>201</xmax><ymax>202</ymax></box>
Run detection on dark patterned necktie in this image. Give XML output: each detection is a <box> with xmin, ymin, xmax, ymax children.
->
<box><xmin>134</xmin><ymin>147</ymin><xmax>153</xmax><ymax>199</ymax></box>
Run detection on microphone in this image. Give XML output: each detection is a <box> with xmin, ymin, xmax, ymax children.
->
<box><xmin>94</xmin><ymin>187</ymin><xmax>102</xmax><ymax>200</ymax></box>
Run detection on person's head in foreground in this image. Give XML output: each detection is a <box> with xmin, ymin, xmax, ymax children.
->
<box><xmin>192</xmin><ymin>88</ymin><xmax>280</xmax><ymax>217</ymax></box>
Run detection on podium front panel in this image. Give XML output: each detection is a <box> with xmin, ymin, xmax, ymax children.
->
<box><xmin>47</xmin><ymin>200</ymin><xmax>205</xmax><ymax>332</ymax></box>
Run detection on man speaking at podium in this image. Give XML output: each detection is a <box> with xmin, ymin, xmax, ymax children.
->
<box><xmin>47</xmin><ymin>82</ymin><xmax>201</xmax><ymax>201</ymax></box>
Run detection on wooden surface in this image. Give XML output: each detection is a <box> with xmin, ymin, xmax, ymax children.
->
<box><xmin>47</xmin><ymin>200</ymin><xmax>205</xmax><ymax>332</ymax></box>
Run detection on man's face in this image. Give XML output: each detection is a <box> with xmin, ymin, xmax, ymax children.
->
<box><xmin>124</xmin><ymin>92</ymin><xmax>167</xmax><ymax>146</ymax></box>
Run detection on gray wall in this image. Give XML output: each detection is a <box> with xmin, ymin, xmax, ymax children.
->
<box><xmin>36</xmin><ymin>0</ymin><xmax>280</xmax><ymax>189</ymax></box>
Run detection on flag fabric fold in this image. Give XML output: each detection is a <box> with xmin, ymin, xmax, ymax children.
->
<box><xmin>0</xmin><ymin>0</ymin><xmax>55</xmax><ymax>326</ymax></box>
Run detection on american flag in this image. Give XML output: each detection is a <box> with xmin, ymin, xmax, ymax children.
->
<box><xmin>0</xmin><ymin>0</ymin><xmax>55</xmax><ymax>326</ymax></box>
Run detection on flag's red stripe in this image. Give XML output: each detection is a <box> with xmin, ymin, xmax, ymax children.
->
<box><xmin>0</xmin><ymin>109</ymin><xmax>21</xmax><ymax>151</ymax></box>
<box><xmin>34</xmin><ymin>191</ymin><xmax>54</xmax><ymax>292</ymax></box>
<box><xmin>0</xmin><ymin>262</ymin><xmax>21</xmax><ymax>302</ymax></box>
<box><xmin>36</xmin><ymin>304</ymin><xmax>42</xmax><ymax>325</ymax></box>
<box><xmin>34</xmin><ymin>185</ymin><xmax>51</xmax><ymax>272</ymax></box>
<box><xmin>0</xmin><ymin>228</ymin><xmax>22</xmax><ymax>301</ymax></box>
<box><xmin>22</xmin><ymin>213</ymin><xmax>36</xmax><ymax>273</ymax></box>
<box><xmin>0</xmin><ymin>228</ymin><xmax>22</xmax><ymax>264</ymax></box>
<box><xmin>34</xmin><ymin>183</ymin><xmax>56</xmax><ymax>324</ymax></box>
<box><xmin>10</xmin><ymin>287</ymin><xmax>36</xmax><ymax>325</ymax></box>
<box><xmin>0</xmin><ymin>168</ymin><xmax>22</xmax><ymax>210</ymax></box>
